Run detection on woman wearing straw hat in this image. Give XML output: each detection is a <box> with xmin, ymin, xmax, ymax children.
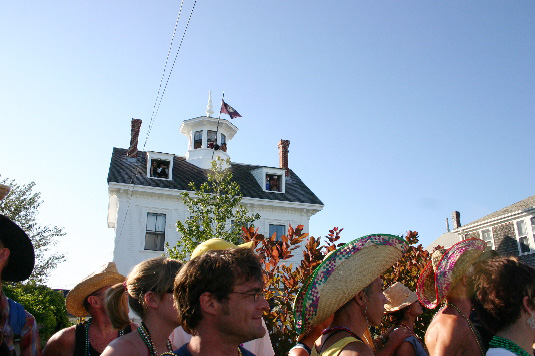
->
<box><xmin>101</xmin><ymin>257</ymin><xmax>182</xmax><ymax>356</ymax></box>
<box><xmin>469</xmin><ymin>256</ymin><xmax>535</xmax><ymax>356</ymax></box>
<box><xmin>383</xmin><ymin>282</ymin><xmax>428</xmax><ymax>356</ymax></box>
<box><xmin>293</xmin><ymin>234</ymin><xmax>409</xmax><ymax>356</ymax></box>
<box><xmin>416</xmin><ymin>238</ymin><xmax>486</xmax><ymax>356</ymax></box>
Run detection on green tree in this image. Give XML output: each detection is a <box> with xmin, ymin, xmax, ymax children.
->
<box><xmin>3</xmin><ymin>283</ymin><xmax>71</xmax><ymax>342</ymax></box>
<box><xmin>167</xmin><ymin>157</ymin><xmax>260</xmax><ymax>260</ymax></box>
<box><xmin>0</xmin><ymin>176</ymin><xmax>65</xmax><ymax>284</ymax></box>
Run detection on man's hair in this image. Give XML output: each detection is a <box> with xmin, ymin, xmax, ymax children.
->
<box><xmin>105</xmin><ymin>257</ymin><xmax>182</xmax><ymax>329</ymax></box>
<box><xmin>174</xmin><ymin>247</ymin><xmax>263</xmax><ymax>334</ymax></box>
<box><xmin>468</xmin><ymin>256</ymin><xmax>535</xmax><ymax>333</ymax></box>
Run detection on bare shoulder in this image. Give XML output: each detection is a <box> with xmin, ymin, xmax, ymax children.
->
<box><xmin>101</xmin><ymin>332</ymin><xmax>143</xmax><ymax>356</ymax></box>
<box><xmin>43</xmin><ymin>325</ymin><xmax>76</xmax><ymax>356</ymax></box>
<box><xmin>426</xmin><ymin>313</ymin><xmax>475</xmax><ymax>356</ymax></box>
<box><xmin>339</xmin><ymin>340</ymin><xmax>374</xmax><ymax>356</ymax></box>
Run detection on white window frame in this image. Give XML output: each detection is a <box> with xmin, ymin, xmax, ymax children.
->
<box><xmin>480</xmin><ymin>228</ymin><xmax>494</xmax><ymax>250</ymax></box>
<box><xmin>514</xmin><ymin>217</ymin><xmax>535</xmax><ymax>255</ymax></box>
<box><xmin>144</xmin><ymin>211</ymin><xmax>167</xmax><ymax>252</ymax></box>
<box><xmin>146</xmin><ymin>151</ymin><xmax>174</xmax><ymax>180</ymax></box>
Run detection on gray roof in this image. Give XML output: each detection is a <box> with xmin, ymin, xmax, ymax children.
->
<box><xmin>467</xmin><ymin>194</ymin><xmax>535</xmax><ymax>226</ymax></box>
<box><xmin>107</xmin><ymin>148</ymin><xmax>323</xmax><ymax>206</ymax></box>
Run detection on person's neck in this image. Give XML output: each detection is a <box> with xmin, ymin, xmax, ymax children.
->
<box><xmin>187</xmin><ymin>327</ymin><xmax>242</xmax><ymax>356</ymax></box>
<box><xmin>445</xmin><ymin>296</ymin><xmax>471</xmax><ymax>317</ymax></box>
<box><xmin>400</xmin><ymin>315</ymin><xmax>416</xmax><ymax>331</ymax></box>
<box><xmin>496</xmin><ymin>318</ymin><xmax>535</xmax><ymax>354</ymax></box>
<box><xmin>88</xmin><ymin>311</ymin><xmax>119</xmax><ymax>336</ymax></box>
<box><xmin>142</xmin><ymin>313</ymin><xmax>176</xmax><ymax>354</ymax></box>
<box><xmin>329</xmin><ymin>308</ymin><xmax>368</xmax><ymax>339</ymax></box>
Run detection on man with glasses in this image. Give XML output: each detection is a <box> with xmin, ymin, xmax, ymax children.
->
<box><xmin>43</xmin><ymin>262</ymin><xmax>134</xmax><ymax>356</ymax></box>
<box><xmin>173</xmin><ymin>247</ymin><xmax>270</xmax><ymax>356</ymax></box>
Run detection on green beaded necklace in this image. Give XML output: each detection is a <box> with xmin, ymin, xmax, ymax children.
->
<box><xmin>137</xmin><ymin>322</ymin><xmax>174</xmax><ymax>356</ymax></box>
<box><xmin>489</xmin><ymin>336</ymin><xmax>532</xmax><ymax>356</ymax></box>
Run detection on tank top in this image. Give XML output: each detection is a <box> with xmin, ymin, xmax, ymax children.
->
<box><xmin>310</xmin><ymin>336</ymin><xmax>364</xmax><ymax>356</ymax></box>
<box><xmin>73</xmin><ymin>321</ymin><xmax>132</xmax><ymax>356</ymax></box>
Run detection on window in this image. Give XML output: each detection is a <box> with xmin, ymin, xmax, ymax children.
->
<box><xmin>145</xmin><ymin>213</ymin><xmax>166</xmax><ymax>251</ymax></box>
<box><xmin>194</xmin><ymin>130</ymin><xmax>203</xmax><ymax>149</ymax></box>
<box><xmin>221</xmin><ymin>134</ymin><xmax>227</xmax><ymax>152</ymax></box>
<box><xmin>269</xmin><ymin>224</ymin><xmax>285</xmax><ymax>242</ymax></box>
<box><xmin>516</xmin><ymin>220</ymin><xmax>531</xmax><ymax>254</ymax></box>
<box><xmin>480</xmin><ymin>229</ymin><xmax>493</xmax><ymax>249</ymax></box>
<box><xmin>266</xmin><ymin>174</ymin><xmax>282</xmax><ymax>192</ymax></box>
<box><xmin>207</xmin><ymin>130</ymin><xmax>217</xmax><ymax>149</ymax></box>
<box><xmin>149</xmin><ymin>159</ymin><xmax>170</xmax><ymax>179</ymax></box>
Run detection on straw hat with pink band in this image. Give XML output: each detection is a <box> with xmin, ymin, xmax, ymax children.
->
<box><xmin>293</xmin><ymin>234</ymin><xmax>408</xmax><ymax>335</ymax></box>
<box><xmin>416</xmin><ymin>238</ymin><xmax>486</xmax><ymax>310</ymax></box>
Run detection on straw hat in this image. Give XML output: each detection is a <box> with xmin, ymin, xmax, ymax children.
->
<box><xmin>293</xmin><ymin>234</ymin><xmax>408</xmax><ymax>335</ymax></box>
<box><xmin>66</xmin><ymin>262</ymin><xmax>125</xmax><ymax>317</ymax></box>
<box><xmin>190</xmin><ymin>238</ymin><xmax>254</xmax><ymax>260</ymax></box>
<box><xmin>384</xmin><ymin>282</ymin><xmax>418</xmax><ymax>313</ymax></box>
<box><xmin>416</xmin><ymin>238</ymin><xmax>485</xmax><ymax>309</ymax></box>
<box><xmin>0</xmin><ymin>184</ymin><xmax>10</xmax><ymax>200</ymax></box>
<box><xmin>0</xmin><ymin>215</ymin><xmax>35</xmax><ymax>282</ymax></box>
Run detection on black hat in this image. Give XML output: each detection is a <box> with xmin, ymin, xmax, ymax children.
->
<box><xmin>0</xmin><ymin>215</ymin><xmax>35</xmax><ymax>282</ymax></box>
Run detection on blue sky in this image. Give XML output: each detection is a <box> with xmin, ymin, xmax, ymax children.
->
<box><xmin>1</xmin><ymin>1</ymin><xmax>534</xmax><ymax>289</ymax></box>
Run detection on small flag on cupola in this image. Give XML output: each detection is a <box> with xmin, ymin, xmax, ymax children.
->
<box><xmin>220</xmin><ymin>100</ymin><xmax>242</xmax><ymax>119</ymax></box>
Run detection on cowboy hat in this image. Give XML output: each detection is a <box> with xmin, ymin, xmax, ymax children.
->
<box><xmin>293</xmin><ymin>234</ymin><xmax>408</xmax><ymax>335</ymax></box>
<box><xmin>66</xmin><ymin>262</ymin><xmax>125</xmax><ymax>317</ymax></box>
<box><xmin>416</xmin><ymin>238</ymin><xmax>485</xmax><ymax>309</ymax></box>
<box><xmin>0</xmin><ymin>215</ymin><xmax>35</xmax><ymax>282</ymax></box>
<box><xmin>384</xmin><ymin>282</ymin><xmax>418</xmax><ymax>313</ymax></box>
<box><xmin>0</xmin><ymin>184</ymin><xmax>10</xmax><ymax>200</ymax></box>
<box><xmin>190</xmin><ymin>238</ymin><xmax>254</xmax><ymax>260</ymax></box>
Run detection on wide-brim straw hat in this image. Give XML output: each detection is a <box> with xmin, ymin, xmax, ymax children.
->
<box><xmin>293</xmin><ymin>234</ymin><xmax>408</xmax><ymax>335</ymax></box>
<box><xmin>66</xmin><ymin>262</ymin><xmax>125</xmax><ymax>317</ymax></box>
<box><xmin>0</xmin><ymin>214</ymin><xmax>35</xmax><ymax>282</ymax></box>
<box><xmin>384</xmin><ymin>282</ymin><xmax>418</xmax><ymax>313</ymax></box>
<box><xmin>416</xmin><ymin>238</ymin><xmax>485</xmax><ymax>309</ymax></box>
<box><xmin>190</xmin><ymin>238</ymin><xmax>254</xmax><ymax>260</ymax></box>
<box><xmin>0</xmin><ymin>184</ymin><xmax>10</xmax><ymax>200</ymax></box>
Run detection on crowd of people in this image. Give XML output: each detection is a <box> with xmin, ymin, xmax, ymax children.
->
<box><xmin>1</xmin><ymin>182</ymin><xmax>534</xmax><ymax>355</ymax></box>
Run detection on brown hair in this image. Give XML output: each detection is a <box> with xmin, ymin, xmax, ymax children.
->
<box><xmin>173</xmin><ymin>247</ymin><xmax>263</xmax><ymax>334</ymax></box>
<box><xmin>105</xmin><ymin>257</ymin><xmax>182</xmax><ymax>329</ymax></box>
<box><xmin>468</xmin><ymin>256</ymin><xmax>535</xmax><ymax>333</ymax></box>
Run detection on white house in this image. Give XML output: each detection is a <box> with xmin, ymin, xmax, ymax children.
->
<box><xmin>107</xmin><ymin>97</ymin><xmax>324</xmax><ymax>275</ymax></box>
<box><xmin>427</xmin><ymin>195</ymin><xmax>535</xmax><ymax>266</ymax></box>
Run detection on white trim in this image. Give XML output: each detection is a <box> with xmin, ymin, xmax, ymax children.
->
<box><xmin>141</xmin><ymin>208</ymin><xmax>169</xmax><ymax>253</ymax></box>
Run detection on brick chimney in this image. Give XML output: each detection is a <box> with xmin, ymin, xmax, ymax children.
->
<box><xmin>452</xmin><ymin>211</ymin><xmax>461</xmax><ymax>230</ymax></box>
<box><xmin>126</xmin><ymin>118</ymin><xmax>142</xmax><ymax>158</ymax></box>
<box><xmin>278</xmin><ymin>140</ymin><xmax>290</xmax><ymax>177</ymax></box>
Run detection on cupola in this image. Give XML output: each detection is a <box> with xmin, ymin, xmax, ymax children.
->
<box><xmin>179</xmin><ymin>92</ymin><xmax>238</xmax><ymax>169</ymax></box>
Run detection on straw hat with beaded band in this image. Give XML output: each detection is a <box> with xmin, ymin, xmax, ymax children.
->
<box><xmin>66</xmin><ymin>262</ymin><xmax>126</xmax><ymax>317</ymax></box>
<box><xmin>383</xmin><ymin>282</ymin><xmax>418</xmax><ymax>313</ymax></box>
<box><xmin>416</xmin><ymin>238</ymin><xmax>486</xmax><ymax>310</ymax></box>
<box><xmin>293</xmin><ymin>234</ymin><xmax>408</xmax><ymax>335</ymax></box>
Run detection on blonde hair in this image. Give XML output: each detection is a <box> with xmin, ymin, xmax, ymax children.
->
<box><xmin>105</xmin><ymin>257</ymin><xmax>182</xmax><ymax>329</ymax></box>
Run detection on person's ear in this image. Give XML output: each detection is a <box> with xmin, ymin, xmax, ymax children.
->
<box><xmin>354</xmin><ymin>290</ymin><xmax>367</xmax><ymax>307</ymax></box>
<box><xmin>521</xmin><ymin>295</ymin><xmax>535</xmax><ymax>315</ymax></box>
<box><xmin>143</xmin><ymin>291</ymin><xmax>161</xmax><ymax>309</ymax></box>
<box><xmin>199</xmin><ymin>292</ymin><xmax>221</xmax><ymax>316</ymax></box>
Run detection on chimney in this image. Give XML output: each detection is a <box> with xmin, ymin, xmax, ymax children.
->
<box><xmin>278</xmin><ymin>139</ymin><xmax>290</xmax><ymax>177</ymax></box>
<box><xmin>452</xmin><ymin>211</ymin><xmax>461</xmax><ymax>229</ymax></box>
<box><xmin>126</xmin><ymin>118</ymin><xmax>142</xmax><ymax>158</ymax></box>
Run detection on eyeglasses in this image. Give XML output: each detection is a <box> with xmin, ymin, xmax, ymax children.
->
<box><xmin>229</xmin><ymin>291</ymin><xmax>265</xmax><ymax>302</ymax></box>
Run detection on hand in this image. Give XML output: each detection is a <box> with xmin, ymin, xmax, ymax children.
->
<box><xmin>386</xmin><ymin>327</ymin><xmax>412</xmax><ymax>347</ymax></box>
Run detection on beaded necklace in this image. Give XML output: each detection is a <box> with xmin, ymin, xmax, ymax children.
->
<box><xmin>489</xmin><ymin>336</ymin><xmax>532</xmax><ymax>356</ymax></box>
<box><xmin>446</xmin><ymin>303</ymin><xmax>484</xmax><ymax>356</ymax></box>
<box><xmin>137</xmin><ymin>322</ymin><xmax>174</xmax><ymax>356</ymax></box>
<box><xmin>84</xmin><ymin>319</ymin><xmax>126</xmax><ymax>356</ymax></box>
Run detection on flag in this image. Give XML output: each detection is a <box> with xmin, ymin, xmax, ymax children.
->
<box><xmin>220</xmin><ymin>99</ymin><xmax>242</xmax><ymax>119</ymax></box>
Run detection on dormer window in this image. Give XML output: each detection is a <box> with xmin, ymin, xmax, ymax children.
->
<box><xmin>194</xmin><ymin>130</ymin><xmax>203</xmax><ymax>149</ymax></box>
<box><xmin>266</xmin><ymin>174</ymin><xmax>282</xmax><ymax>192</ymax></box>
<box><xmin>146</xmin><ymin>152</ymin><xmax>174</xmax><ymax>180</ymax></box>
<box><xmin>150</xmin><ymin>159</ymin><xmax>170</xmax><ymax>179</ymax></box>
<box><xmin>207</xmin><ymin>130</ymin><xmax>217</xmax><ymax>149</ymax></box>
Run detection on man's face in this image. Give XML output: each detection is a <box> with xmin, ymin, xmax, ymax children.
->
<box><xmin>363</xmin><ymin>278</ymin><xmax>387</xmax><ymax>327</ymax></box>
<box><xmin>215</xmin><ymin>278</ymin><xmax>269</xmax><ymax>344</ymax></box>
